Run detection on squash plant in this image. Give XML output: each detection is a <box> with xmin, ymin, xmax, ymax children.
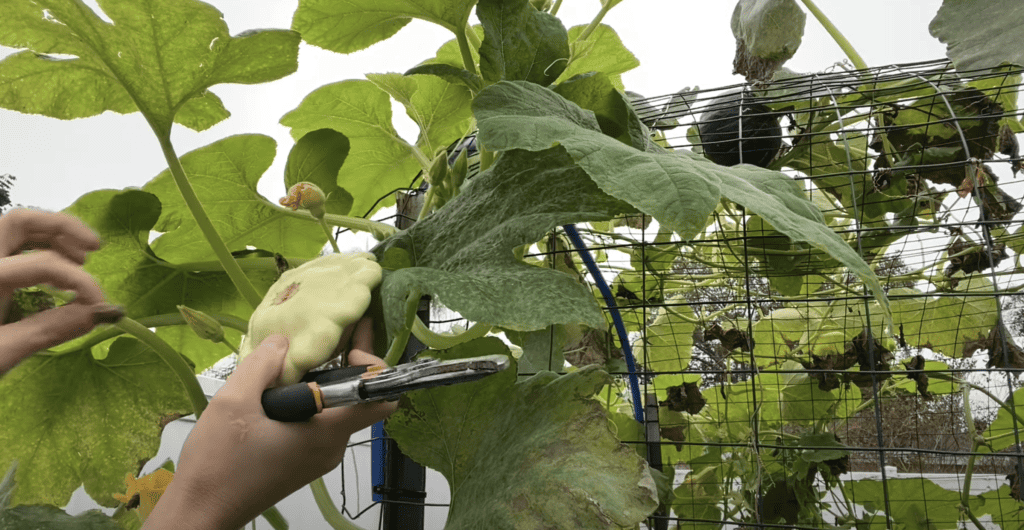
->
<box><xmin>0</xmin><ymin>0</ymin><xmax>1022</xmax><ymax>528</ymax></box>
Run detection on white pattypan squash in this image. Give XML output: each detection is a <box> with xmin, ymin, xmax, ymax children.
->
<box><xmin>238</xmin><ymin>252</ymin><xmax>382</xmax><ymax>384</ymax></box>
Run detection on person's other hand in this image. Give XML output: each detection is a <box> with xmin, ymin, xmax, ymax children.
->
<box><xmin>0</xmin><ymin>208</ymin><xmax>123</xmax><ymax>375</ymax></box>
<box><xmin>145</xmin><ymin>318</ymin><xmax>396</xmax><ymax>530</ymax></box>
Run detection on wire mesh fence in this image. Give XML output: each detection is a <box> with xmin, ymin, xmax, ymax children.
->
<box><xmin>199</xmin><ymin>58</ymin><xmax>1024</xmax><ymax>530</ymax></box>
<box><xmin>418</xmin><ymin>58</ymin><xmax>1024</xmax><ymax>530</ymax></box>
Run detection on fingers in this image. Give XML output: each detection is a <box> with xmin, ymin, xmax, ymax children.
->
<box><xmin>317</xmin><ymin>399</ymin><xmax>398</xmax><ymax>435</ymax></box>
<box><xmin>0</xmin><ymin>301</ymin><xmax>121</xmax><ymax>375</ymax></box>
<box><xmin>0</xmin><ymin>208</ymin><xmax>101</xmax><ymax>262</ymax></box>
<box><xmin>223</xmin><ymin>335</ymin><xmax>290</xmax><ymax>400</ymax></box>
<box><xmin>0</xmin><ymin>251</ymin><xmax>106</xmax><ymax>305</ymax></box>
<box><xmin>347</xmin><ymin>318</ymin><xmax>386</xmax><ymax>368</ymax></box>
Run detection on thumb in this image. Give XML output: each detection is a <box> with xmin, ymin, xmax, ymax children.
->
<box><xmin>226</xmin><ymin>335</ymin><xmax>290</xmax><ymax>398</ymax></box>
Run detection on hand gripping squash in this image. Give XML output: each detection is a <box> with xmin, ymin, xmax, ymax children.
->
<box><xmin>237</xmin><ymin>252</ymin><xmax>383</xmax><ymax>385</ymax></box>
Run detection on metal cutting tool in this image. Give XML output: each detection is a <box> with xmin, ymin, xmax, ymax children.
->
<box><xmin>261</xmin><ymin>354</ymin><xmax>509</xmax><ymax>422</ymax></box>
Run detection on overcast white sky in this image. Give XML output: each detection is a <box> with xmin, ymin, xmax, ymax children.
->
<box><xmin>1</xmin><ymin>0</ymin><xmax>949</xmax><ymax>219</ymax></box>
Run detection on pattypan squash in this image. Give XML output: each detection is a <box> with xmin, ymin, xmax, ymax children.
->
<box><xmin>238</xmin><ymin>252</ymin><xmax>382</xmax><ymax>384</ymax></box>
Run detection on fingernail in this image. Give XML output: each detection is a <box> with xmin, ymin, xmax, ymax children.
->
<box><xmin>93</xmin><ymin>304</ymin><xmax>125</xmax><ymax>325</ymax></box>
<box><xmin>263</xmin><ymin>335</ymin><xmax>289</xmax><ymax>350</ymax></box>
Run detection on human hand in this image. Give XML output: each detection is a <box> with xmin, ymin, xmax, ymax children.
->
<box><xmin>144</xmin><ymin>318</ymin><xmax>397</xmax><ymax>530</ymax></box>
<box><xmin>0</xmin><ymin>208</ymin><xmax>123</xmax><ymax>375</ymax></box>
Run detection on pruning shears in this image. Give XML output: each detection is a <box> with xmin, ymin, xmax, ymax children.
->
<box><xmin>261</xmin><ymin>354</ymin><xmax>510</xmax><ymax>422</ymax></box>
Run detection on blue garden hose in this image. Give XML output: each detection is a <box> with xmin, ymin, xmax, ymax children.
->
<box><xmin>562</xmin><ymin>224</ymin><xmax>645</xmax><ymax>424</ymax></box>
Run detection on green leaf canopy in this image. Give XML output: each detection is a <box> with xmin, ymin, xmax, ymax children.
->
<box><xmin>53</xmin><ymin>188</ymin><xmax>278</xmax><ymax>372</ymax></box>
<box><xmin>929</xmin><ymin>0</ymin><xmax>1024</xmax><ymax>72</ymax></box>
<box><xmin>292</xmin><ymin>0</ymin><xmax>478</xmax><ymax>54</ymax></box>
<box><xmin>0</xmin><ymin>337</ymin><xmax>191</xmax><ymax>507</ymax></box>
<box><xmin>473</xmin><ymin>81</ymin><xmax>890</xmax><ymax>324</ymax></box>
<box><xmin>0</xmin><ymin>0</ymin><xmax>300</xmax><ymax>133</ymax></box>
<box><xmin>477</xmin><ymin>0</ymin><xmax>570</xmax><ymax>86</ymax></box>
<box><xmin>281</xmin><ymin>75</ymin><xmax>473</xmax><ymax>217</ymax></box>
<box><xmin>375</xmin><ymin>146</ymin><xmax>633</xmax><ymax>336</ymax></box>
<box><xmin>143</xmin><ymin>134</ymin><xmax>345</xmax><ymax>263</ymax></box>
<box><xmin>386</xmin><ymin>338</ymin><xmax>659</xmax><ymax>529</ymax></box>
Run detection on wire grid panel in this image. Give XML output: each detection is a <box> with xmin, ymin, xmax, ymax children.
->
<box><xmin>555</xmin><ymin>59</ymin><xmax>1024</xmax><ymax>530</ymax></box>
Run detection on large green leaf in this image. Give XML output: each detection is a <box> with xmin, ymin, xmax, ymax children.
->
<box><xmin>974</xmin><ymin>485</ymin><xmax>1024</xmax><ymax>526</ymax></box>
<box><xmin>929</xmin><ymin>0</ymin><xmax>1024</xmax><ymax>72</ymax></box>
<box><xmin>553</xmin><ymin>72</ymin><xmax>649</xmax><ymax>149</ymax></box>
<box><xmin>477</xmin><ymin>0</ymin><xmax>570</xmax><ymax>86</ymax></box>
<box><xmin>847</xmin><ymin>478</ymin><xmax>973</xmax><ymax>530</ymax></box>
<box><xmin>857</xmin><ymin>278</ymin><xmax>998</xmax><ymax>359</ymax></box>
<box><xmin>144</xmin><ymin>134</ymin><xmax>339</xmax><ymax>263</ymax></box>
<box><xmin>375</xmin><ymin>147</ymin><xmax>633</xmax><ymax>335</ymax></box>
<box><xmin>506</xmin><ymin>325</ymin><xmax>569</xmax><ymax>374</ymax></box>
<box><xmin>0</xmin><ymin>0</ymin><xmax>299</xmax><ymax>133</ymax></box>
<box><xmin>292</xmin><ymin>0</ymin><xmax>477</xmax><ymax>54</ymax></box>
<box><xmin>283</xmin><ymin>128</ymin><xmax>355</xmax><ymax>216</ymax></box>
<box><xmin>280</xmin><ymin>80</ymin><xmax>422</xmax><ymax>217</ymax></box>
<box><xmin>980</xmin><ymin>385</ymin><xmax>1024</xmax><ymax>454</ymax></box>
<box><xmin>640</xmin><ymin>306</ymin><xmax>695</xmax><ymax>374</ymax></box>
<box><xmin>473</xmin><ymin>81</ymin><xmax>890</xmax><ymax>322</ymax></box>
<box><xmin>55</xmin><ymin>188</ymin><xmax>277</xmax><ymax>372</ymax></box>
<box><xmin>556</xmin><ymin>25</ymin><xmax>639</xmax><ymax>90</ymax></box>
<box><xmin>0</xmin><ymin>337</ymin><xmax>191</xmax><ymax>507</ymax></box>
<box><xmin>386</xmin><ymin>338</ymin><xmax>658</xmax><ymax>529</ymax></box>
<box><xmin>1</xmin><ymin>505</ymin><xmax>121</xmax><ymax>529</ymax></box>
<box><xmin>474</xmin><ymin>80</ymin><xmax>718</xmax><ymax>239</ymax></box>
<box><xmin>366</xmin><ymin>73</ymin><xmax>475</xmax><ymax>156</ymax></box>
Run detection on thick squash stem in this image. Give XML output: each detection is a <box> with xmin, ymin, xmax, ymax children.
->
<box><xmin>410</xmin><ymin>319</ymin><xmax>491</xmax><ymax>350</ymax></box>
<box><xmin>309</xmin><ymin>477</ymin><xmax>363</xmax><ymax>530</ymax></box>
<box><xmin>155</xmin><ymin>133</ymin><xmax>264</xmax><ymax>309</ymax></box>
<box><xmin>384</xmin><ymin>291</ymin><xmax>423</xmax><ymax>366</ymax></box>
<box><xmin>797</xmin><ymin>0</ymin><xmax>868</xmax><ymax>70</ymax></box>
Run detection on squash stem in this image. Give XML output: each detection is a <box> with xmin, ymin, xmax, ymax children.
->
<box><xmin>576</xmin><ymin>3</ymin><xmax>612</xmax><ymax>42</ymax></box>
<box><xmin>273</xmin><ymin>203</ymin><xmax>396</xmax><ymax>240</ymax></box>
<box><xmin>456</xmin><ymin>27</ymin><xmax>478</xmax><ymax>76</ymax></box>
<box><xmin>319</xmin><ymin>218</ymin><xmax>342</xmax><ymax>253</ymax></box>
<box><xmin>464</xmin><ymin>23</ymin><xmax>481</xmax><ymax>51</ymax></box>
<box><xmin>34</xmin><ymin>285</ymin><xmax>209</xmax><ymax>417</ymax></box>
<box><xmin>259</xmin><ymin>506</ymin><xmax>289</xmax><ymax>530</ymax></box>
<box><xmin>410</xmin><ymin>319</ymin><xmax>491</xmax><ymax>350</ymax></box>
<box><xmin>155</xmin><ymin>133</ymin><xmax>264</xmax><ymax>309</ymax></box>
<box><xmin>116</xmin><ymin>317</ymin><xmax>209</xmax><ymax>418</ymax></box>
<box><xmin>797</xmin><ymin>0</ymin><xmax>868</xmax><ymax>70</ymax></box>
<box><xmin>959</xmin><ymin>384</ymin><xmax>986</xmax><ymax>530</ymax></box>
<box><xmin>384</xmin><ymin>291</ymin><xmax>422</xmax><ymax>366</ymax></box>
<box><xmin>309</xmin><ymin>477</ymin><xmax>364</xmax><ymax>530</ymax></box>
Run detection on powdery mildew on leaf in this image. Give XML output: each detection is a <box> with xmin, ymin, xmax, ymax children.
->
<box><xmin>386</xmin><ymin>338</ymin><xmax>658</xmax><ymax>529</ymax></box>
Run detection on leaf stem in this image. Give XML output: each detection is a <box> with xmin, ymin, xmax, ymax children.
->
<box><xmin>796</xmin><ymin>0</ymin><xmax>868</xmax><ymax>70</ymax></box>
<box><xmin>384</xmin><ymin>290</ymin><xmax>423</xmax><ymax>366</ymax></box>
<box><xmin>417</xmin><ymin>185</ymin><xmax>438</xmax><ymax>221</ymax></box>
<box><xmin>260</xmin><ymin>506</ymin><xmax>289</xmax><ymax>530</ymax></box>
<box><xmin>456</xmin><ymin>26</ymin><xmax>478</xmax><ymax>76</ymax></box>
<box><xmin>272</xmin><ymin>202</ymin><xmax>397</xmax><ymax>239</ymax></box>
<box><xmin>155</xmin><ymin>133</ymin><xmax>263</xmax><ymax>309</ymax></box>
<box><xmin>35</xmin><ymin>286</ymin><xmax>208</xmax><ymax>416</ymax></box>
<box><xmin>464</xmin><ymin>24</ymin><xmax>481</xmax><ymax>50</ymax></box>
<box><xmin>576</xmin><ymin>4</ymin><xmax>612</xmax><ymax>42</ymax></box>
<box><xmin>959</xmin><ymin>384</ymin><xmax>987</xmax><ymax>530</ymax></box>
<box><xmin>38</xmin><ymin>309</ymin><xmax>248</xmax><ymax>355</ymax></box>
<box><xmin>319</xmin><ymin>218</ymin><xmax>341</xmax><ymax>253</ymax></box>
<box><xmin>309</xmin><ymin>477</ymin><xmax>363</xmax><ymax>530</ymax></box>
<box><xmin>410</xmin><ymin>319</ymin><xmax>491</xmax><ymax>350</ymax></box>
<box><xmin>115</xmin><ymin>317</ymin><xmax>209</xmax><ymax>418</ymax></box>
<box><xmin>550</xmin><ymin>0</ymin><xmax>563</xmax><ymax>15</ymax></box>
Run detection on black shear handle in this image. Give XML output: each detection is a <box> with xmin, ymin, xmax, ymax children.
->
<box><xmin>261</xmin><ymin>365</ymin><xmax>369</xmax><ymax>422</ymax></box>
